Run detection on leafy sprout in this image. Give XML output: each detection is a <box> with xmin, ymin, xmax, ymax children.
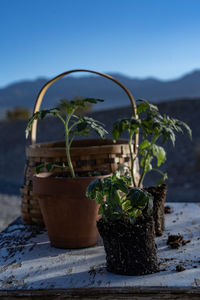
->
<box><xmin>58</xmin><ymin>97</ymin><xmax>94</xmax><ymax>116</ymax></box>
<box><xmin>112</xmin><ymin>99</ymin><xmax>192</xmax><ymax>187</ymax></box>
<box><xmin>26</xmin><ymin>98</ymin><xmax>108</xmax><ymax>178</ymax></box>
<box><xmin>86</xmin><ymin>173</ymin><xmax>153</xmax><ymax>224</ymax></box>
<box><xmin>112</xmin><ymin>117</ymin><xmax>141</xmax><ymax>187</ymax></box>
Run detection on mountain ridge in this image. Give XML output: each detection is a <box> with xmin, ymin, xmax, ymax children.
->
<box><xmin>1</xmin><ymin>69</ymin><xmax>200</xmax><ymax>113</ymax></box>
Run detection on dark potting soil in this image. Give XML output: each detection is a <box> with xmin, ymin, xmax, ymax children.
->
<box><xmin>164</xmin><ymin>205</ymin><xmax>172</xmax><ymax>214</ymax></box>
<box><xmin>97</xmin><ymin>216</ymin><xmax>159</xmax><ymax>276</ymax></box>
<box><xmin>167</xmin><ymin>234</ymin><xmax>183</xmax><ymax>249</ymax></box>
<box><xmin>167</xmin><ymin>234</ymin><xmax>191</xmax><ymax>249</ymax></box>
<box><xmin>145</xmin><ymin>184</ymin><xmax>167</xmax><ymax>236</ymax></box>
<box><xmin>176</xmin><ymin>264</ymin><xmax>186</xmax><ymax>272</ymax></box>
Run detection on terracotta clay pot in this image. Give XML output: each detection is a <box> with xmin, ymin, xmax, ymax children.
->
<box><xmin>33</xmin><ymin>172</ymin><xmax>110</xmax><ymax>249</ymax></box>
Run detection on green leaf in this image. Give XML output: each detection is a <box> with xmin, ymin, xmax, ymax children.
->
<box><xmin>137</xmin><ymin>102</ymin><xmax>148</xmax><ymax>114</ymax></box>
<box><xmin>25</xmin><ymin>112</ymin><xmax>39</xmax><ymax>138</ymax></box>
<box><xmin>152</xmin><ymin>145</ymin><xmax>166</xmax><ymax>167</ymax></box>
<box><xmin>25</xmin><ymin>108</ymin><xmax>59</xmax><ymax>139</ymax></box>
<box><xmin>78</xmin><ymin>116</ymin><xmax>108</xmax><ymax>138</ymax></box>
<box><xmin>156</xmin><ymin>172</ymin><xmax>168</xmax><ymax>185</ymax></box>
<box><xmin>123</xmin><ymin>199</ymin><xmax>132</xmax><ymax>211</ymax></box>
<box><xmin>95</xmin><ymin>191</ymin><xmax>105</xmax><ymax>205</ymax></box>
<box><xmin>112</xmin><ymin>126</ymin><xmax>120</xmax><ymax>141</ymax></box>
<box><xmin>112</xmin><ymin>117</ymin><xmax>140</xmax><ymax>142</ymax></box>
<box><xmin>137</xmin><ymin>99</ymin><xmax>158</xmax><ymax>114</ymax></box>
<box><xmin>86</xmin><ymin>178</ymin><xmax>103</xmax><ymax>199</ymax></box>
<box><xmin>127</xmin><ymin>187</ymin><xmax>149</xmax><ymax>209</ymax></box>
<box><xmin>140</xmin><ymin>150</ymin><xmax>147</xmax><ymax>167</ymax></box>
<box><xmin>140</xmin><ymin>139</ymin><xmax>151</xmax><ymax>149</ymax></box>
<box><xmin>175</xmin><ymin>120</ymin><xmax>192</xmax><ymax>140</ymax></box>
<box><xmin>76</xmin><ymin>121</ymin><xmax>88</xmax><ymax>132</ymax></box>
<box><xmin>114</xmin><ymin>178</ymin><xmax>129</xmax><ymax>194</ymax></box>
<box><xmin>36</xmin><ymin>163</ymin><xmax>45</xmax><ymax>174</ymax></box>
<box><xmin>112</xmin><ymin>121</ymin><xmax>123</xmax><ymax>141</ymax></box>
<box><xmin>130</xmin><ymin>117</ymin><xmax>141</xmax><ymax>131</ymax></box>
<box><xmin>46</xmin><ymin>163</ymin><xmax>55</xmax><ymax>172</ymax></box>
<box><xmin>118</xmin><ymin>174</ymin><xmax>132</xmax><ymax>186</ymax></box>
<box><xmin>162</xmin><ymin>127</ymin><xmax>176</xmax><ymax>145</ymax></box>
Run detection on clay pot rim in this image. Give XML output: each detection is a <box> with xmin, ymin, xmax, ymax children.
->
<box><xmin>33</xmin><ymin>171</ymin><xmax>112</xmax><ymax>181</ymax></box>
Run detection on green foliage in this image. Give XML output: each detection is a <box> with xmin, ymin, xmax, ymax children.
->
<box><xmin>25</xmin><ymin>108</ymin><xmax>59</xmax><ymax>139</ymax></box>
<box><xmin>137</xmin><ymin>99</ymin><xmax>192</xmax><ymax>144</ymax></box>
<box><xmin>74</xmin><ymin>116</ymin><xmax>106</xmax><ymax>139</ymax></box>
<box><xmin>86</xmin><ymin>173</ymin><xmax>153</xmax><ymax>224</ymax></box>
<box><xmin>112</xmin><ymin>99</ymin><xmax>192</xmax><ymax>187</ymax></box>
<box><xmin>6</xmin><ymin>106</ymin><xmax>30</xmax><ymax>120</ymax></box>
<box><xmin>58</xmin><ymin>97</ymin><xmax>103</xmax><ymax>116</ymax></box>
<box><xmin>26</xmin><ymin>98</ymin><xmax>108</xmax><ymax>178</ymax></box>
<box><xmin>35</xmin><ymin>162</ymin><xmax>66</xmax><ymax>174</ymax></box>
<box><xmin>112</xmin><ymin>117</ymin><xmax>141</xmax><ymax>142</ymax></box>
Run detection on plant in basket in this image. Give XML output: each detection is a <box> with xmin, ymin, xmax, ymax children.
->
<box><xmin>112</xmin><ymin>99</ymin><xmax>192</xmax><ymax>236</ymax></box>
<box><xmin>21</xmin><ymin>69</ymin><xmax>141</xmax><ymax>227</ymax></box>
<box><xmin>26</xmin><ymin>98</ymin><xmax>109</xmax><ymax>249</ymax></box>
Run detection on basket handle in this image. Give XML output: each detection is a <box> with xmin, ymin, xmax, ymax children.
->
<box><xmin>30</xmin><ymin>69</ymin><xmax>139</xmax><ymax>153</ymax></box>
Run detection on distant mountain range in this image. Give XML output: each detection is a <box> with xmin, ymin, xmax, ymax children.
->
<box><xmin>0</xmin><ymin>69</ymin><xmax>200</xmax><ymax>115</ymax></box>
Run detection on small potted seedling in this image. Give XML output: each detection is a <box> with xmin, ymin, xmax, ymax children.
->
<box><xmin>26</xmin><ymin>98</ymin><xmax>109</xmax><ymax>249</ymax></box>
<box><xmin>112</xmin><ymin>99</ymin><xmax>192</xmax><ymax>235</ymax></box>
<box><xmin>86</xmin><ymin>174</ymin><xmax>159</xmax><ymax>275</ymax></box>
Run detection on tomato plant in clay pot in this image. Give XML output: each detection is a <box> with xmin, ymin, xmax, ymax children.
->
<box><xmin>112</xmin><ymin>99</ymin><xmax>192</xmax><ymax>236</ymax></box>
<box><xmin>26</xmin><ymin>98</ymin><xmax>110</xmax><ymax>249</ymax></box>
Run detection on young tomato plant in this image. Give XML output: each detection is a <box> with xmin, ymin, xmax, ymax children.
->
<box><xmin>112</xmin><ymin>99</ymin><xmax>192</xmax><ymax>187</ymax></box>
<box><xmin>26</xmin><ymin>98</ymin><xmax>108</xmax><ymax>178</ymax></box>
<box><xmin>86</xmin><ymin>173</ymin><xmax>153</xmax><ymax>224</ymax></box>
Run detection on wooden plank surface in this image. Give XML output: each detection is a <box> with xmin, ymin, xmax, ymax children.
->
<box><xmin>0</xmin><ymin>203</ymin><xmax>200</xmax><ymax>299</ymax></box>
<box><xmin>1</xmin><ymin>287</ymin><xmax>200</xmax><ymax>299</ymax></box>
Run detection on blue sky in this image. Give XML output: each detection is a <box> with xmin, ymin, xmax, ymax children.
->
<box><xmin>0</xmin><ymin>0</ymin><xmax>200</xmax><ymax>87</ymax></box>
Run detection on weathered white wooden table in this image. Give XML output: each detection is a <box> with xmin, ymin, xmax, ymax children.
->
<box><xmin>0</xmin><ymin>203</ymin><xmax>200</xmax><ymax>299</ymax></box>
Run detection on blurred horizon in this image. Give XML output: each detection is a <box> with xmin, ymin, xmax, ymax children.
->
<box><xmin>1</xmin><ymin>68</ymin><xmax>200</xmax><ymax>90</ymax></box>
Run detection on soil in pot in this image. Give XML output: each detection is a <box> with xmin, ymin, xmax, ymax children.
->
<box><xmin>97</xmin><ymin>216</ymin><xmax>159</xmax><ymax>275</ymax></box>
<box><xmin>33</xmin><ymin>172</ymin><xmax>110</xmax><ymax>249</ymax></box>
<box><xmin>144</xmin><ymin>184</ymin><xmax>167</xmax><ymax>236</ymax></box>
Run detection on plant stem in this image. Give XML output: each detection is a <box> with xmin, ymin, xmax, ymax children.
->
<box><xmin>56</xmin><ymin>111</ymin><xmax>76</xmax><ymax>178</ymax></box>
<box><xmin>65</xmin><ymin>115</ymin><xmax>76</xmax><ymax>178</ymax></box>
<box><xmin>151</xmin><ymin>168</ymin><xmax>165</xmax><ymax>176</ymax></box>
<box><xmin>138</xmin><ymin>135</ymin><xmax>158</xmax><ymax>187</ymax></box>
<box><xmin>129</xmin><ymin>131</ymin><xmax>137</xmax><ymax>187</ymax></box>
<box><xmin>65</xmin><ymin>126</ymin><xmax>75</xmax><ymax>178</ymax></box>
<box><xmin>138</xmin><ymin>151</ymin><xmax>149</xmax><ymax>188</ymax></box>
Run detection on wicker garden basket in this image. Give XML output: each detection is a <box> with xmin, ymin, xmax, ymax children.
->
<box><xmin>20</xmin><ymin>69</ymin><xmax>139</xmax><ymax>225</ymax></box>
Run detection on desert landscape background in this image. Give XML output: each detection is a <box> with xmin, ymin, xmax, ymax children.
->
<box><xmin>0</xmin><ymin>97</ymin><xmax>200</xmax><ymax>231</ymax></box>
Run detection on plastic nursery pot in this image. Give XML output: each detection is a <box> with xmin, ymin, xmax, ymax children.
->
<box><xmin>33</xmin><ymin>172</ymin><xmax>111</xmax><ymax>249</ymax></box>
<box><xmin>97</xmin><ymin>216</ymin><xmax>159</xmax><ymax>276</ymax></box>
<box><xmin>144</xmin><ymin>184</ymin><xmax>167</xmax><ymax>236</ymax></box>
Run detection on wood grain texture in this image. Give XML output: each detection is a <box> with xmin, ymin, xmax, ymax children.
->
<box><xmin>1</xmin><ymin>287</ymin><xmax>200</xmax><ymax>299</ymax></box>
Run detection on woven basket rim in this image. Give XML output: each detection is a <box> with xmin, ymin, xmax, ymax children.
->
<box><xmin>26</xmin><ymin>138</ymin><xmax>133</xmax><ymax>159</ymax></box>
<box><xmin>28</xmin><ymin>138</ymin><xmax>130</xmax><ymax>149</ymax></box>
